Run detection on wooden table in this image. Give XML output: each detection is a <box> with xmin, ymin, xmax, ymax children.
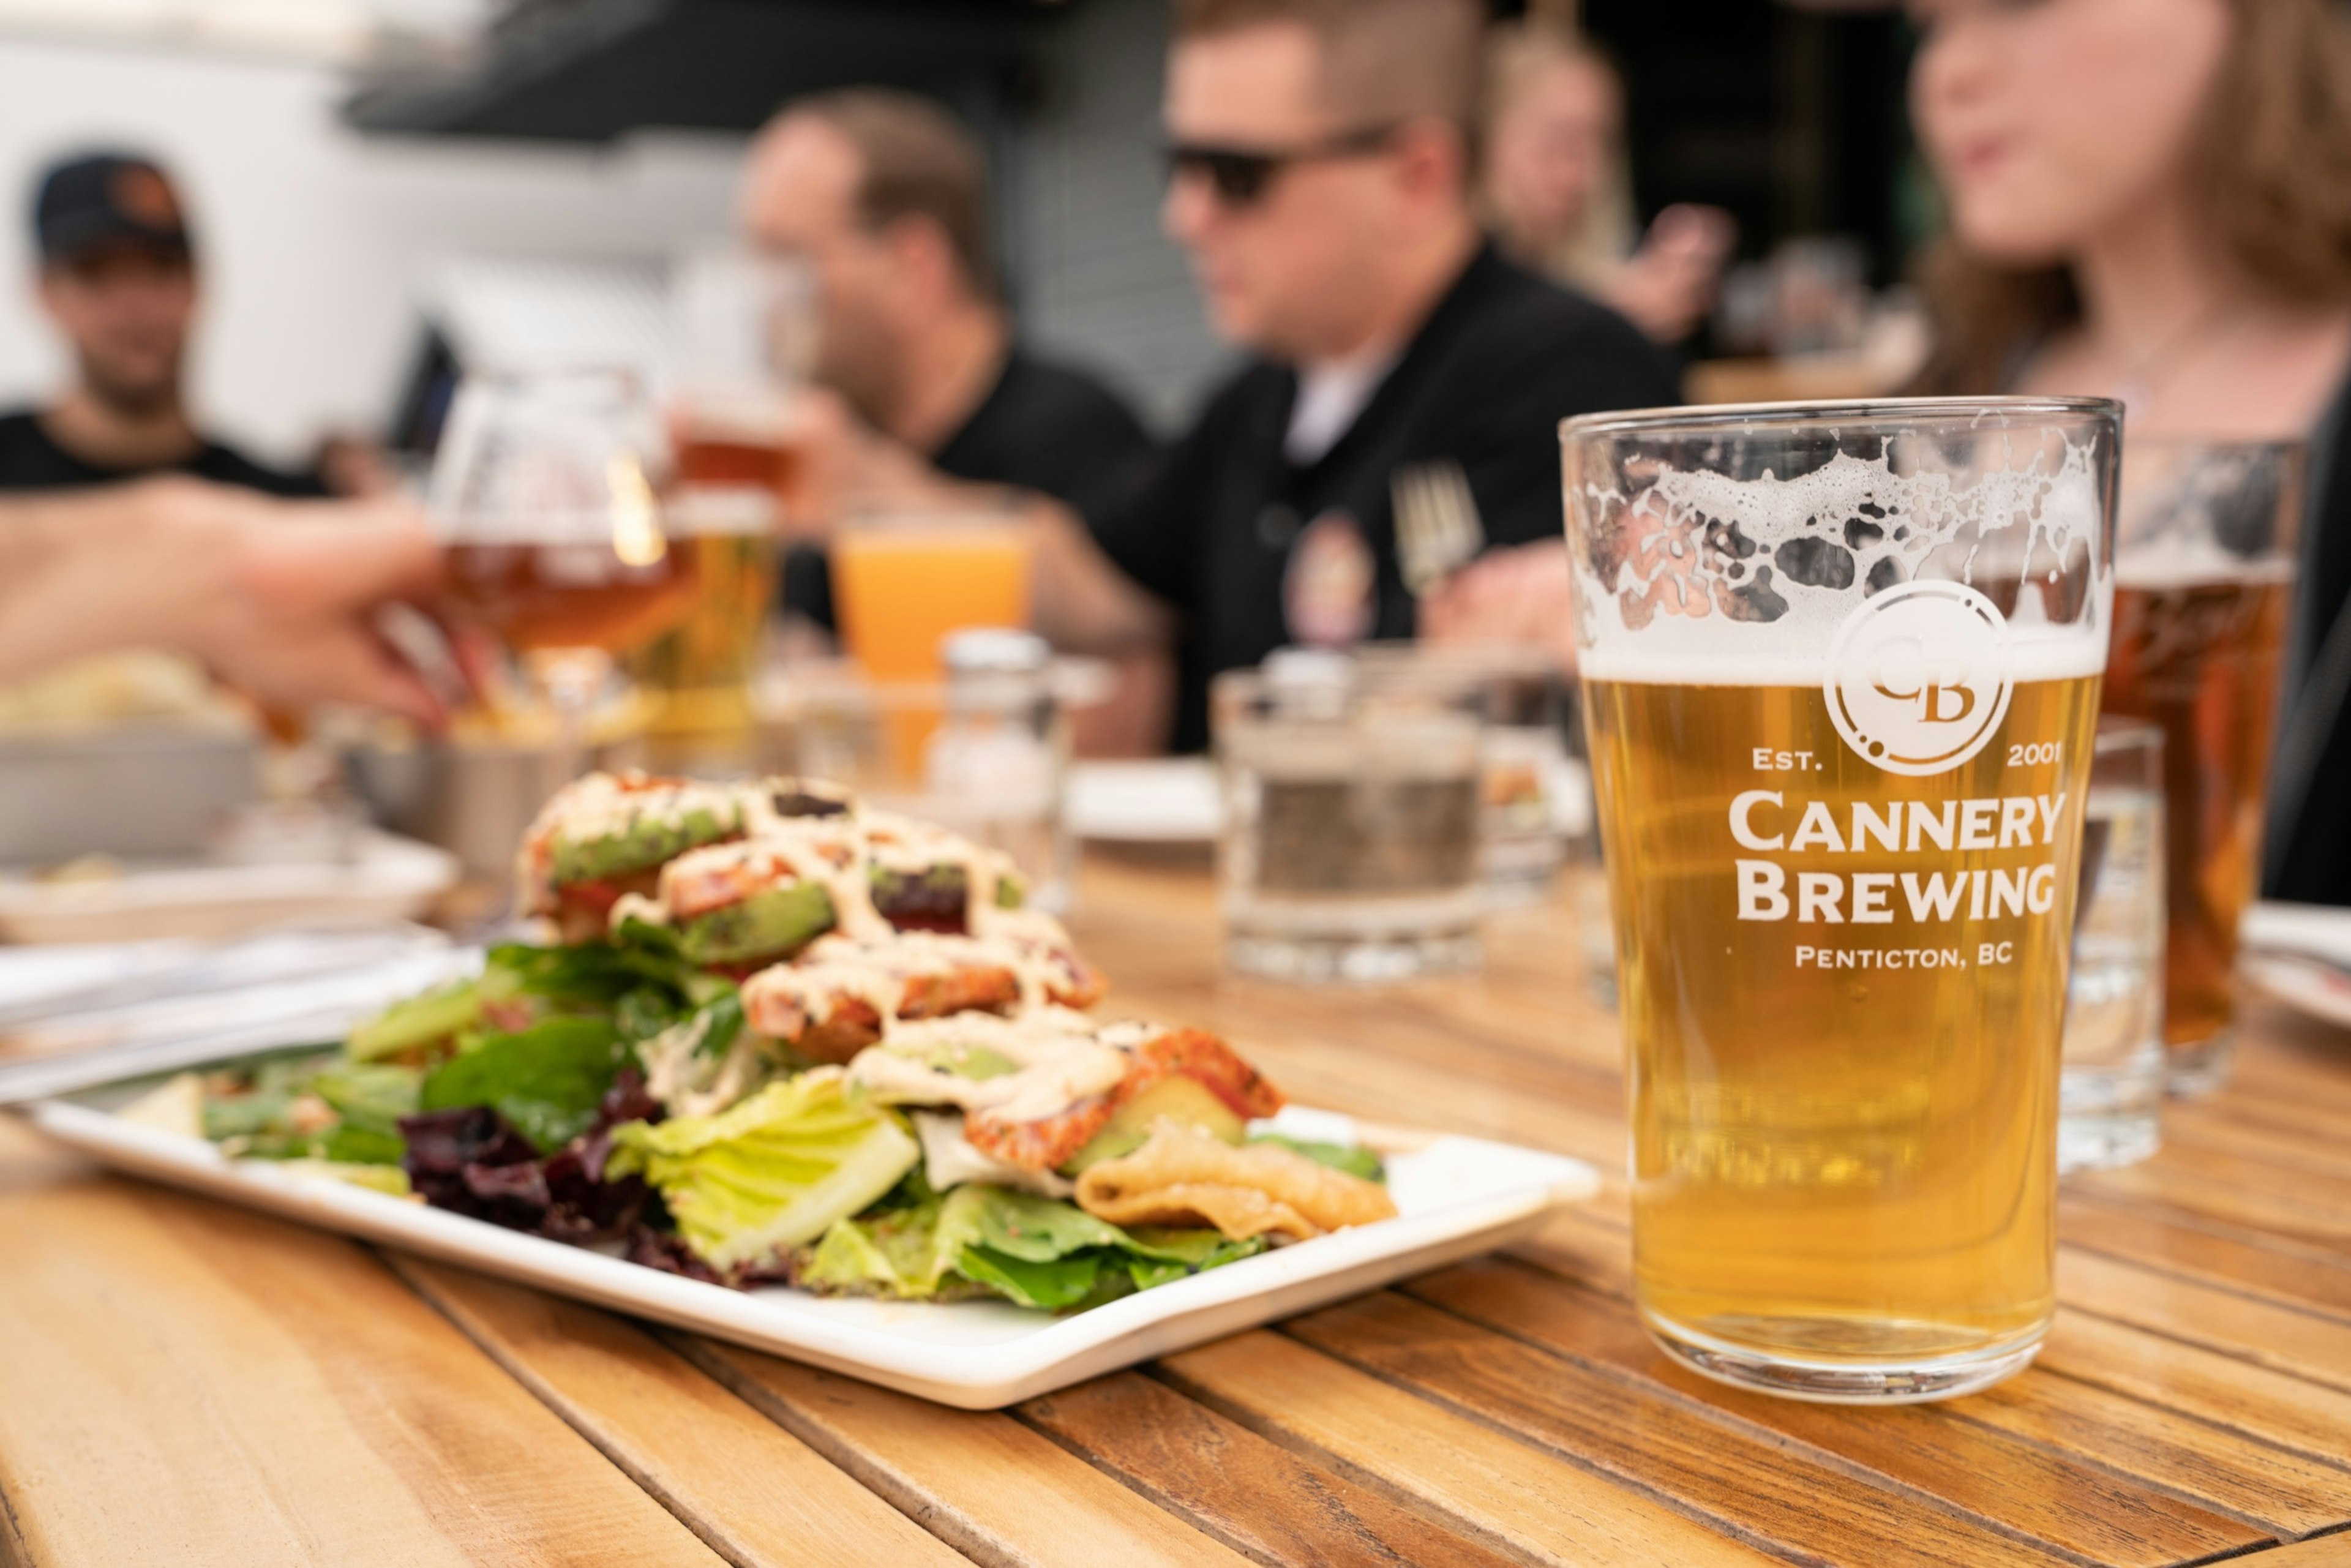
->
<box><xmin>6</xmin><ymin>853</ymin><xmax>2351</xmax><ymax>1567</ymax></box>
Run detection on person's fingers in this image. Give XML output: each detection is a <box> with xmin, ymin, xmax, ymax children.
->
<box><xmin>208</xmin><ymin>621</ymin><xmax>446</xmax><ymax>728</ymax></box>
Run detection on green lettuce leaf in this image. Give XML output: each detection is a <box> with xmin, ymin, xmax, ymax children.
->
<box><xmin>1248</xmin><ymin>1133</ymin><xmax>1385</xmax><ymax>1183</ymax></box>
<box><xmin>797</xmin><ymin>1185</ymin><xmax>1267</xmax><ymax>1310</ymax></box>
<box><xmin>200</xmin><ymin>1052</ymin><xmax>418</xmax><ymax>1166</ymax></box>
<box><xmin>419</xmin><ymin>1016</ymin><xmax>627</xmax><ymax>1153</ymax></box>
<box><xmin>605</xmin><ymin>1071</ymin><xmax>920</xmax><ymax>1272</ymax></box>
<box><xmin>347</xmin><ymin>981</ymin><xmax>483</xmax><ymax>1063</ymax></box>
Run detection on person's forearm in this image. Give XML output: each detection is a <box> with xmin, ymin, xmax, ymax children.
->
<box><xmin>0</xmin><ymin>486</ymin><xmax>233</xmax><ymax>682</ymax></box>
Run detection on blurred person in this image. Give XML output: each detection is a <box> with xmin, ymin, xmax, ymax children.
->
<box><xmin>1482</xmin><ymin>21</ymin><xmax>1735</xmax><ymax>347</ymax></box>
<box><xmin>1009</xmin><ymin>0</ymin><xmax>1678</xmax><ymax>750</ymax></box>
<box><xmin>0</xmin><ymin>152</ymin><xmax>326</xmax><ymax>497</ymax></box>
<box><xmin>1908</xmin><ymin>0</ymin><xmax>2351</xmax><ymax>905</ymax></box>
<box><xmin>737</xmin><ymin>90</ymin><xmax>1158</xmax><ymax>632</ymax></box>
<box><xmin>0</xmin><ymin>478</ymin><xmax>450</xmax><ymax>723</ymax></box>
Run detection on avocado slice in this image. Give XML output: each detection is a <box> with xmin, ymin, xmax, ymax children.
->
<box><xmin>677</xmin><ymin>880</ymin><xmax>837</xmax><ymax>969</ymax></box>
<box><xmin>550</xmin><ymin>804</ymin><xmax>738</xmax><ymax>887</ymax></box>
<box><xmin>1062</xmin><ymin>1076</ymin><xmax>1246</xmax><ymax>1174</ymax></box>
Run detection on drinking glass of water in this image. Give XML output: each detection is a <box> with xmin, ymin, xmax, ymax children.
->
<box><xmin>2060</xmin><ymin>718</ymin><xmax>2167</xmax><ymax>1172</ymax></box>
<box><xmin>1213</xmin><ymin>650</ymin><xmax>1487</xmax><ymax>982</ymax></box>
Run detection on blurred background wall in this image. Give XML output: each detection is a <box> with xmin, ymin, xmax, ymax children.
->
<box><xmin>0</xmin><ymin>0</ymin><xmax>1927</xmax><ymax>460</ymax></box>
<box><xmin>0</xmin><ymin>35</ymin><xmax>741</xmax><ymax>467</ymax></box>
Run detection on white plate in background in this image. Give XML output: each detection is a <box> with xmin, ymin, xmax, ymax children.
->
<box><xmin>2243</xmin><ymin>902</ymin><xmax>2351</xmax><ymax>1032</ymax></box>
<box><xmin>18</xmin><ymin>1084</ymin><xmax>1595</xmax><ymax>1410</ymax></box>
<box><xmin>0</xmin><ymin>831</ymin><xmax>459</xmax><ymax>945</ymax></box>
<box><xmin>1066</xmin><ymin>759</ymin><xmax>1224</xmax><ymax>843</ymax></box>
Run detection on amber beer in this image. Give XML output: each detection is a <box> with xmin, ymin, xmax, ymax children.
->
<box><xmin>628</xmin><ymin>415</ymin><xmax>792</xmax><ymax>752</ymax></box>
<box><xmin>1562</xmin><ymin>396</ymin><xmax>2120</xmax><ymax>1403</ymax></box>
<box><xmin>1586</xmin><ymin>669</ymin><xmax>2099</xmax><ymax>1373</ymax></box>
<box><xmin>2102</xmin><ymin>571</ymin><xmax>2294</xmax><ymax>1060</ymax></box>
<box><xmin>446</xmin><ymin>537</ymin><xmax>697</xmax><ymax>653</ymax></box>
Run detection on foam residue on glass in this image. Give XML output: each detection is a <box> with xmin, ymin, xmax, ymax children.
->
<box><xmin>1567</xmin><ymin>433</ymin><xmax>2113</xmax><ymax>683</ymax></box>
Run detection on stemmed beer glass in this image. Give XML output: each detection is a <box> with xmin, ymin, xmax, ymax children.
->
<box><xmin>431</xmin><ymin>368</ymin><xmax>694</xmax><ymax>776</ymax></box>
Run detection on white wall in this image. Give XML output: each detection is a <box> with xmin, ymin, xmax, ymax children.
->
<box><xmin>0</xmin><ymin>36</ymin><xmax>747</xmax><ymax>466</ymax></box>
<box><xmin>1014</xmin><ymin>0</ymin><xmax>1231</xmax><ymax>433</ymax></box>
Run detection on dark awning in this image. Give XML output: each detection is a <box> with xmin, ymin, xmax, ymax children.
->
<box><xmin>342</xmin><ymin>0</ymin><xmax>1044</xmax><ymax>142</ymax></box>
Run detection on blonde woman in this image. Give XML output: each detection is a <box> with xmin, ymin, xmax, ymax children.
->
<box><xmin>1909</xmin><ymin>0</ymin><xmax>2351</xmax><ymax>904</ymax></box>
<box><xmin>1482</xmin><ymin>22</ymin><xmax>1733</xmax><ymax>345</ymax></box>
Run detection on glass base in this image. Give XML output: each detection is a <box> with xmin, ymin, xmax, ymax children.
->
<box><xmin>1641</xmin><ymin>1307</ymin><xmax>2045</xmax><ymax>1405</ymax></box>
<box><xmin>2058</xmin><ymin>1106</ymin><xmax>2161</xmax><ymax>1174</ymax></box>
<box><xmin>2166</xmin><ymin>1033</ymin><xmax>2236</xmax><ymax>1098</ymax></box>
<box><xmin>2058</xmin><ymin>1057</ymin><xmax>2163</xmax><ymax>1174</ymax></box>
<box><xmin>1225</xmin><ymin>928</ymin><xmax>1479</xmax><ymax>983</ymax></box>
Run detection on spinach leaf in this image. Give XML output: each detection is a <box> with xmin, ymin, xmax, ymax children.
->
<box><xmin>420</xmin><ymin>1016</ymin><xmax>628</xmax><ymax>1153</ymax></box>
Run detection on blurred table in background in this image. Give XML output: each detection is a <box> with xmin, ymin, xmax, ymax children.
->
<box><xmin>4</xmin><ymin>854</ymin><xmax>2351</xmax><ymax>1566</ymax></box>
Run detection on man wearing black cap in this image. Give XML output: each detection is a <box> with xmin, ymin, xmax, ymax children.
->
<box><xmin>0</xmin><ymin>151</ymin><xmax>324</xmax><ymax>497</ymax></box>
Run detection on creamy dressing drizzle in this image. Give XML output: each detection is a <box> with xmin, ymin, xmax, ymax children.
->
<box><xmin>547</xmin><ymin>773</ymin><xmax>1117</xmax><ymax>1131</ymax></box>
<box><xmin>849</xmin><ymin>1008</ymin><xmax>1133</xmax><ymax>1124</ymax></box>
<box><xmin>912</xmin><ymin>1109</ymin><xmax>1077</xmax><ymax>1198</ymax></box>
<box><xmin>642</xmin><ymin>1010</ymin><xmax>779</xmax><ymax>1120</ymax></box>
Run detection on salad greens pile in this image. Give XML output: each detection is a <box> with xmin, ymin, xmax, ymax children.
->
<box><xmin>163</xmin><ymin>925</ymin><xmax>1294</xmax><ymax>1311</ymax></box>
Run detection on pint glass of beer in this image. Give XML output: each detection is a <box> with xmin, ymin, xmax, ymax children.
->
<box><xmin>1561</xmin><ymin>398</ymin><xmax>2120</xmax><ymax>1402</ymax></box>
<box><xmin>636</xmin><ymin>248</ymin><xmax>814</xmax><ymax>763</ymax></box>
<box><xmin>2101</xmin><ymin>441</ymin><xmax>2301</xmax><ymax>1095</ymax></box>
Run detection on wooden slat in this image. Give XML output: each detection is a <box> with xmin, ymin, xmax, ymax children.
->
<box><xmin>1158</xmin><ymin>1330</ymin><xmax>1783</xmax><ymax>1568</ymax></box>
<box><xmin>2161</xmin><ymin>1103</ymin><xmax>2351</xmax><ymax>1184</ymax></box>
<box><xmin>670</xmin><ymin>1336</ymin><xmax>1249</xmax><ymax>1568</ymax></box>
<box><xmin>0</xmin><ymin>1163</ymin><xmax>722</xmax><ymax>1568</ymax></box>
<box><xmin>1512</xmin><ymin>1196</ymin><xmax>2351</xmax><ymax>1536</ymax></box>
<box><xmin>2071</xmin><ymin>1155</ymin><xmax>2351</xmax><ymax>1250</ymax></box>
<box><xmin>391</xmin><ymin>1256</ymin><xmax>966</xmax><ymax>1568</ymax></box>
<box><xmin>1018</xmin><ymin>1370</ymin><xmax>1523</xmax><ymax>1568</ymax></box>
<box><xmin>1406</xmin><ymin>1258</ymin><xmax>2278</xmax><ymax>1565</ymax></box>
<box><xmin>1283</xmin><ymin>1291</ymin><xmax>2075</xmax><ymax>1567</ymax></box>
<box><xmin>2060</xmin><ymin>1248</ymin><xmax>2351</xmax><ymax>1393</ymax></box>
<box><xmin>2243</xmin><ymin>1534</ymin><xmax>2351</xmax><ymax>1565</ymax></box>
<box><xmin>2038</xmin><ymin>1311</ymin><xmax>2351</xmax><ymax>1465</ymax></box>
<box><xmin>2060</xmin><ymin>1191</ymin><xmax>2351</xmax><ymax>1319</ymax></box>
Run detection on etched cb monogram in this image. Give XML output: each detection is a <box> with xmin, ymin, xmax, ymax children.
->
<box><xmin>1824</xmin><ymin>580</ymin><xmax>2014</xmax><ymax>776</ymax></box>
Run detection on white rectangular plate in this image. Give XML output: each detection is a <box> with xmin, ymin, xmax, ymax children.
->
<box><xmin>15</xmin><ymin>1086</ymin><xmax>1597</xmax><ymax>1409</ymax></box>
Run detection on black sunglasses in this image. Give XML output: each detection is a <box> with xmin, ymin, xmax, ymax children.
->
<box><xmin>1163</xmin><ymin>123</ymin><xmax>1405</xmax><ymax>208</ymax></box>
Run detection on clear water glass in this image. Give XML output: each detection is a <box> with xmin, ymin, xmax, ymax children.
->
<box><xmin>2060</xmin><ymin>718</ymin><xmax>2167</xmax><ymax>1173</ymax></box>
<box><xmin>1214</xmin><ymin>651</ymin><xmax>1487</xmax><ymax>982</ymax></box>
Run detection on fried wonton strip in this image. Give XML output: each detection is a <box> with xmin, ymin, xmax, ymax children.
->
<box><xmin>1073</xmin><ymin>1119</ymin><xmax>1397</xmax><ymax>1240</ymax></box>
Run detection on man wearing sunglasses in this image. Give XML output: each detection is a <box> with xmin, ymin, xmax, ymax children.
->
<box><xmin>1023</xmin><ymin>0</ymin><xmax>1678</xmax><ymax>749</ymax></box>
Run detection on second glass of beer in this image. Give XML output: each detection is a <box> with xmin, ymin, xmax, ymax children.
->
<box><xmin>1561</xmin><ymin>397</ymin><xmax>2120</xmax><ymax>1402</ymax></box>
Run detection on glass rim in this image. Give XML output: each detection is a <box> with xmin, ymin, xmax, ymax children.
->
<box><xmin>2093</xmin><ymin>715</ymin><xmax>2164</xmax><ymax>756</ymax></box>
<box><xmin>1559</xmin><ymin>394</ymin><xmax>2123</xmax><ymax>442</ymax></box>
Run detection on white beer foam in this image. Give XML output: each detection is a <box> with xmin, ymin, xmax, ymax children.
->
<box><xmin>1578</xmin><ymin>634</ymin><xmax>2109</xmax><ymax>687</ymax></box>
<box><xmin>1567</xmin><ymin>442</ymin><xmax>2111</xmax><ymax>684</ymax></box>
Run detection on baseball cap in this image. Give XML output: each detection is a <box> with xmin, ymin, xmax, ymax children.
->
<box><xmin>32</xmin><ymin>152</ymin><xmax>192</xmax><ymax>265</ymax></box>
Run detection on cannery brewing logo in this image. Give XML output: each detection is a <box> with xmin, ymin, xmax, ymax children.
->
<box><xmin>1823</xmin><ymin>580</ymin><xmax>2012</xmax><ymax>776</ymax></box>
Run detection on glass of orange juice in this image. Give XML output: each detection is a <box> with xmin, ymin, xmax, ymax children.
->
<box><xmin>831</xmin><ymin>496</ymin><xmax>1033</xmax><ymax>769</ymax></box>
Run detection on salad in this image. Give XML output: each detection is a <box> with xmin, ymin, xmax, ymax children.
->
<box><xmin>123</xmin><ymin>773</ymin><xmax>1396</xmax><ymax>1313</ymax></box>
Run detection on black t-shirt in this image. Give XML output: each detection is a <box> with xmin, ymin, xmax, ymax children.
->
<box><xmin>1092</xmin><ymin>244</ymin><xmax>1681</xmax><ymax>751</ymax></box>
<box><xmin>2265</xmin><ymin>373</ymin><xmax>2351</xmax><ymax>906</ymax></box>
<box><xmin>0</xmin><ymin>409</ymin><xmax>328</xmax><ymax>497</ymax></box>
<box><xmin>782</xmin><ymin>350</ymin><xmax>1157</xmax><ymax>625</ymax></box>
